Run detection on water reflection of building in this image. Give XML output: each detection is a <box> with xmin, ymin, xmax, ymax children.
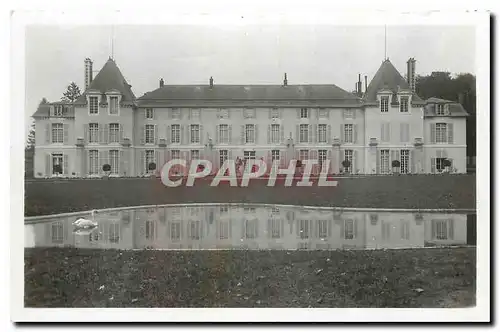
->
<box><xmin>28</xmin><ymin>205</ymin><xmax>469</xmax><ymax>250</ymax></box>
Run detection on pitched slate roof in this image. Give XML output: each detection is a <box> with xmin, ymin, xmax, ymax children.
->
<box><xmin>75</xmin><ymin>58</ymin><xmax>136</xmax><ymax>104</ymax></box>
<box><xmin>136</xmin><ymin>84</ymin><xmax>362</xmax><ymax>107</ymax></box>
<box><xmin>424</xmin><ymin>97</ymin><xmax>469</xmax><ymax>117</ymax></box>
<box><xmin>364</xmin><ymin>59</ymin><xmax>423</xmax><ymax>103</ymax></box>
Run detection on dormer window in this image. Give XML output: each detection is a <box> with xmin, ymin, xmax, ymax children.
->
<box><xmin>380</xmin><ymin>96</ymin><xmax>389</xmax><ymax>113</ymax></box>
<box><xmin>109</xmin><ymin>96</ymin><xmax>119</xmax><ymax>115</ymax></box>
<box><xmin>436</xmin><ymin>104</ymin><xmax>445</xmax><ymax>116</ymax></box>
<box><xmin>300</xmin><ymin>108</ymin><xmax>308</xmax><ymax>119</ymax></box>
<box><xmin>400</xmin><ymin>96</ymin><xmax>409</xmax><ymax>113</ymax></box>
<box><xmin>51</xmin><ymin>105</ymin><xmax>65</xmax><ymax>117</ymax></box>
<box><xmin>89</xmin><ymin>96</ymin><xmax>99</xmax><ymax>115</ymax></box>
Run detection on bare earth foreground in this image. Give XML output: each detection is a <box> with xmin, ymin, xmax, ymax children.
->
<box><xmin>25</xmin><ymin>248</ymin><xmax>475</xmax><ymax>308</ymax></box>
<box><xmin>24</xmin><ymin>174</ymin><xmax>476</xmax><ymax>216</ymax></box>
<box><xmin>24</xmin><ymin>175</ymin><xmax>476</xmax><ymax>308</ymax></box>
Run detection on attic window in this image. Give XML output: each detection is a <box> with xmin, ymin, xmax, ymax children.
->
<box><xmin>400</xmin><ymin>97</ymin><xmax>409</xmax><ymax>113</ymax></box>
<box><xmin>300</xmin><ymin>108</ymin><xmax>308</xmax><ymax>119</ymax></box>
<box><xmin>89</xmin><ymin>96</ymin><xmax>99</xmax><ymax>115</ymax></box>
<box><xmin>380</xmin><ymin>96</ymin><xmax>389</xmax><ymax>113</ymax></box>
<box><xmin>436</xmin><ymin>104</ymin><xmax>445</xmax><ymax>116</ymax></box>
<box><xmin>52</xmin><ymin>105</ymin><xmax>63</xmax><ymax>117</ymax></box>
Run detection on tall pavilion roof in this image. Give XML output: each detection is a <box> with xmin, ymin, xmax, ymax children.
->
<box><xmin>75</xmin><ymin>58</ymin><xmax>136</xmax><ymax>104</ymax></box>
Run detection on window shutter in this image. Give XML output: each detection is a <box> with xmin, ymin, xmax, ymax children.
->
<box><xmin>386</xmin><ymin>123</ymin><xmax>391</xmax><ymax>142</ymax></box>
<box><xmin>63</xmin><ymin>155</ymin><xmax>68</xmax><ymax>175</ymax></box>
<box><xmin>254</xmin><ymin>125</ymin><xmax>259</xmax><ymax>144</ymax></box>
<box><xmin>400</xmin><ymin>123</ymin><xmax>404</xmax><ymax>142</ymax></box>
<box><xmin>199</xmin><ymin>125</ymin><xmax>204</xmax><ymax>145</ymax></box>
<box><xmin>45</xmin><ymin>153</ymin><xmax>51</xmax><ymax>176</ymax></box>
<box><xmin>380</xmin><ymin>124</ymin><xmax>385</xmax><ymax>142</ymax></box>
<box><xmin>215</xmin><ymin>125</ymin><xmax>220</xmax><ymax>144</ymax></box>
<box><xmin>181</xmin><ymin>125</ymin><xmax>186</xmax><ymax>145</ymax></box>
<box><xmin>431</xmin><ymin>158</ymin><xmax>436</xmax><ymax>173</ymax></box>
<box><xmin>139</xmin><ymin>150</ymin><xmax>145</xmax><ymax>175</ymax></box>
<box><xmin>119</xmin><ymin>124</ymin><xmax>124</xmax><ymax>143</ymax></box>
<box><xmin>166</xmin><ymin>125</ymin><xmax>171</xmax><ymax>144</ymax></box>
<box><xmin>187</xmin><ymin>125</ymin><xmax>192</xmax><ymax>144</ymax></box>
<box><xmin>295</xmin><ymin>125</ymin><xmax>299</xmax><ymax>143</ymax></box>
<box><xmin>84</xmin><ymin>124</ymin><xmax>89</xmax><ymax>144</ymax></box>
<box><xmin>327</xmin><ymin>125</ymin><xmax>332</xmax><ymax>144</ymax></box>
<box><xmin>312</xmin><ymin>124</ymin><xmax>317</xmax><ymax>143</ymax></box>
<box><xmin>376</xmin><ymin>149</ymin><xmax>381</xmax><ymax>174</ymax></box>
<box><xmin>84</xmin><ymin>150</ymin><xmax>89</xmax><ymax>176</ymax></box>
<box><xmin>102</xmin><ymin>151</ymin><xmax>109</xmax><ymax>172</ymax></box>
<box><xmin>353</xmin><ymin>124</ymin><xmax>358</xmax><ymax>144</ymax></box>
<box><xmin>353</xmin><ymin>150</ymin><xmax>358</xmax><ymax>173</ymax></box>
<box><xmin>447</xmin><ymin>123</ymin><xmax>454</xmax><ymax>144</ymax></box>
<box><xmin>295</xmin><ymin>149</ymin><xmax>300</xmax><ymax>161</ymax></box>
<box><xmin>104</xmin><ymin>124</ymin><xmax>109</xmax><ymax>144</ymax></box>
<box><xmin>120</xmin><ymin>150</ymin><xmax>125</xmax><ymax>175</ymax></box>
<box><xmin>99</xmin><ymin>124</ymin><xmax>105</xmax><ymax>144</ymax></box>
<box><xmin>308</xmin><ymin>124</ymin><xmax>313</xmax><ymax>143</ymax></box>
<box><xmin>280</xmin><ymin>125</ymin><xmax>285</xmax><ymax>143</ymax></box>
<box><xmin>430</xmin><ymin>124</ymin><xmax>436</xmax><ymax>144</ymax></box>
<box><xmin>155</xmin><ymin>150</ymin><xmax>160</xmax><ymax>165</ymax></box>
<box><xmin>63</xmin><ymin>124</ymin><xmax>69</xmax><ymax>144</ymax></box>
<box><xmin>327</xmin><ymin>150</ymin><xmax>332</xmax><ymax>173</ymax></box>
<box><xmin>267</xmin><ymin>125</ymin><xmax>271</xmax><ymax>144</ymax></box>
<box><xmin>268</xmin><ymin>109</ymin><xmax>271</xmax><ymax>119</ymax></box>
<box><xmin>45</xmin><ymin>124</ymin><xmax>51</xmax><ymax>144</ymax></box>
<box><xmin>340</xmin><ymin>124</ymin><xmax>344</xmax><ymax>143</ymax></box>
<box><xmin>154</xmin><ymin>125</ymin><xmax>158</xmax><ymax>144</ymax></box>
<box><xmin>228</xmin><ymin>125</ymin><xmax>233</xmax><ymax>144</ymax></box>
<box><xmin>139</xmin><ymin>125</ymin><xmax>145</xmax><ymax>145</ymax></box>
<box><xmin>240</xmin><ymin>125</ymin><xmax>245</xmax><ymax>144</ymax></box>
<box><xmin>296</xmin><ymin>109</ymin><xmax>300</xmax><ymax>119</ymax></box>
<box><xmin>391</xmin><ymin>150</ymin><xmax>396</xmax><ymax>163</ymax></box>
<box><xmin>410</xmin><ymin>150</ymin><xmax>415</xmax><ymax>173</ymax></box>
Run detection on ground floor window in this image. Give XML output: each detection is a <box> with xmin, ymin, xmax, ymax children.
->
<box><xmin>218</xmin><ymin>221</ymin><xmax>230</xmax><ymax>240</ymax></box>
<box><xmin>145</xmin><ymin>150</ymin><xmax>155</xmax><ymax>173</ymax></box>
<box><xmin>318</xmin><ymin>150</ymin><xmax>327</xmax><ymax>171</ymax></box>
<box><xmin>243</xmin><ymin>151</ymin><xmax>256</xmax><ymax>162</ymax></box>
<box><xmin>170</xmin><ymin>222</ymin><xmax>181</xmax><ymax>241</ymax></box>
<box><xmin>109</xmin><ymin>223</ymin><xmax>120</xmax><ymax>243</ymax></box>
<box><xmin>188</xmin><ymin>220</ymin><xmax>201</xmax><ymax>240</ymax></box>
<box><xmin>244</xmin><ymin>219</ymin><xmax>258</xmax><ymax>239</ymax></box>
<box><xmin>109</xmin><ymin>150</ymin><xmax>119</xmax><ymax>174</ymax></box>
<box><xmin>190</xmin><ymin>150</ymin><xmax>200</xmax><ymax>160</ymax></box>
<box><xmin>268</xmin><ymin>218</ymin><xmax>282</xmax><ymax>239</ymax></box>
<box><xmin>432</xmin><ymin>157</ymin><xmax>452</xmax><ymax>173</ymax></box>
<box><xmin>89</xmin><ymin>150</ymin><xmax>99</xmax><ymax>175</ymax></box>
<box><xmin>145</xmin><ymin>220</ymin><xmax>157</xmax><ymax>240</ymax></box>
<box><xmin>432</xmin><ymin>219</ymin><xmax>454</xmax><ymax>240</ymax></box>
<box><xmin>380</xmin><ymin>149</ymin><xmax>390</xmax><ymax>174</ymax></box>
<box><xmin>52</xmin><ymin>153</ymin><xmax>63</xmax><ymax>174</ymax></box>
<box><xmin>299</xmin><ymin>149</ymin><xmax>309</xmax><ymax>161</ymax></box>
<box><xmin>298</xmin><ymin>220</ymin><xmax>310</xmax><ymax>239</ymax></box>
<box><xmin>344</xmin><ymin>150</ymin><xmax>353</xmax><ymax>173</ymax></box>
<box><xmin>317</xmin><ymin>220</ymin><xmax>328</xmax><ymax>238</ymax></box>
<box><xmin>400</xmin><ymin>149</ymin><xmax>409</xmax><ymax>174</ymax></box>
<box><xmin>344</xmin><ymin>219</ymin><xmax>354</xmax><ymax>240</ymax></box>
<box><xmin>51</xmin><ymin>222</ymin><xmax>64</xmax><ymax>244</ymax></box>
<box><xmin>219</xmin><ymin>150</ymin><xmax>228</xmax><ymax>168</ymax></box>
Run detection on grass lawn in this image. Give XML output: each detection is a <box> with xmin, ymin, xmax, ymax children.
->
<box><xmin>24</xmin><ymin>247</ymin><xmax>476</xmax><ymax>308</ymax></box>
<box><xmin>24</xmin><ymin>174</ymin><xmax>476</xmax><ymax>216</ymax></box>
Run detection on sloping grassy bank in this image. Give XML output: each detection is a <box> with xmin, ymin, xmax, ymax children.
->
<box><xmin>24</xmin><ymin>247</ymin><xmax>476</xmax><ymax>308</ymax></box>
<box><xmin>24</xmin><ymin>174</ymin><xmax>476</xmax><ymax>216</ymax></box>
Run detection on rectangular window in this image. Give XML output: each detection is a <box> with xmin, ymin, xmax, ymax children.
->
<box><xmin>190</xmin><ymin>109</ymin><xmax>200</xmax><ymax>120</ymax></box>
<box><xmin>244</xmin><ymin>220</ymin><xmax>258</xmax><ymax>239</ymax></box>
<box><xmin>109</xmin><ymin>150</ymin><xmax>119</xmax><ymax>174</ymax></box>
<box><xmin>243</xmin><ymin>151</ymin><xmax>256</xmax><ymax>163</ymax></box>
<box><xmin>436</xmin><ymin>104</ymin><xmax>445</xmax><ymax>116</ymax></box>
<box><xmin>344</xmin><ymin>150</ymin><xmax>353</xmax><ymax>173</ymax></box>
<box><xmin>317</xmin><ymin>220</ymin><xmax>328</xmax><ymax>238</ymax></box>
<box><xmin>271</xmin><ymin>150</ymin><xmax>280</xmax><ymax>162</ymax></box>
<box><xmin>191</xmin><ymin>150</ymin><xmax>200</xmax><ymax>160</ymax></box>
<box><xmin>145</xmin><ymin>150</ymin><xmax>155</xmax><ymax>173</ymax></box>
<box><xmin>271</xmin><ymin>124</ymin><xmax>280</xmax><ymax>143</ymax></box>
<box><xmin>171</xmin><ymin>149</ymin><xmax>180</xmax><ymax>160</ymax></box>
<box><xmin>190</xmin><ymin>124</ymin><xmax>200</xmax><ymax>143</ymax></box>
<box><xmin>400</xmin><ymin>149</ymin><xmax>409</xmax><ymax>174</ymax></box>
<box><xmin>318</xmin><ymin>124</ymin><xmax>327</xmax><ymax>143</ymax></box>
<box><xmin>109</xmin><ymin>123</ymin><xmax>119</xmax><ymax>143</ymax></box>
<box><xmin>400</xmin><ymin>97</ymin><xmax>409</xmax><ymax>113</ymax></box>
<box><xmin>344</xmin><ymin>124</ymin><xmax>353</xmax><ymax>143</ymax></box>
<box><xmin>89</xmin><ymin>123</ymin><xmax>99</xmax><ymax>143</ymax></box>
<box><xmin>51</xmin><ymin>123</ymin><xmax>63</xmax><ymax>143</ymax></box>
<box><xmin>432</xmin><ymin>220</ymin><xmax>453</xmax><ymax>240</ymax></box>
<box><xmin>318</xmin><ymin>109</ymin><xmax>328</xmax><ymax>118</ymax></box>
<box><xmin>52</xmin><ymin>153</ymin><xmax>63</xmax><ymax>174</ymax></box>
<box><xmin>299</xmin><ymin>124</ymin><xmax>309</xmax><ymax>143</ymax></box>
<box><xmin>380</xmin><ymin>149</ymin><xmax>390</xmax><ymax>174</ymax></box>
<box><xmin>436</xmin><ymin>123</ymin><xmax>447</xmax><ymax>143</ymax></box>
<box><xmin>219</xmin><ymin>124</ymin><xmax>229</xmax><ymax>144</ymax></box>
<box><xmin>89</xmin><ymin>150</ymin><xmax>99</xmax><ymax>175</ymax></box>
<box><xmin>401</xmin><ymin>222</ymin><xmax>410</xmax><ymax>240</ymax></box>
<box><xmin>245</xmin><ymin>124</ymin><xmax>255</xmax><ymax>144</ymax></box>
<box><xmin>298</xmin><ymin>220</ymin><xmax>309</xmax><ymax>239</ymax></box>
<box><xmin>271</xmin><ymin>108</ymin><xmax>280</xmax><ymax>119</ymax></box>
<box><xmin>171</xmin><ymin>124</ymin><xmax>180</xmax><ymax>144</ymax></box>
<box><xmin>145</xmin><ymin>220</ymin><xmax>157</xmax><ymax>240</ymax></box>
<box><xmin>380</xmin><ymin>96</ymin><xmax>389</xmax><ymax>113</ymax></box>
<box><xmin>299</xmin><ymin>149</ymin><xmax>309</xmax><ymax>161</ymax></box>
<box><xmin>435</xmin><ymin>157</ymin><xmax>447</xmax><ymax>173</ymax></box>
<box><xmin>269</xmin><ymin>219</ymin><xmax>281</xmax><ymax>239</ymax></box>
<box><xmin>188</xmin><ymin>221</ymin><xmax>201</xmax><ymax>240</ymax></box>
<box><xmin>109</xmin><ymin>96</ymin><xmax>119</xmax><ymax>114</ymax></box>
<box><xmin>171</xmin><ymin>108</ymin><xmax>181</xmax><ymax>120</ymax></box>
<box><xmin>218</xmin><ymin>221</ymin><xmax>229</xmax><ymax>240</ymax></box>
<box><xmin>243</xmin><ymin>108</ymin><xmax>256</xmax><ymax>119</ymax></box>
<box><xmin>51</xmin><ymin>222</ymin><xmax>64</xmax><ymax>244</ymax></box>
<box><xmin>145</xmin><ymin>108</ymin><xmax>154</xmax><ymax>119</ymax></box>
<box><xmin>219</xmin><ymin>150</ymin><xmax>228</xmax><ymax>167</ymax></box>
<box><xmin>344</xmin><ymin>219</ymin><xmax>354</xmax><ymax>240</ymax></box>
<box><xmin>89</xmin><ymin>96</ymin><xmax>99</xmax><ymax>114</ymax></box>
<box><xmin>318</xmin><ymin>150</ymin><xmax>327</xmax><ymax>169</ymax></box>
<box><xmin>53</xmin><ymin>105</ymin><xmax>63</xmax><ymax>117</ymax></box>
<box><xmin>170</xmin><ymin>222</ymin><xmax>181</xmax><ymax>241</ymax></box>
<box><xmin>300</xmin><ymin>108</ymin><xmax>308</xmax><ymax>119</ymax></box>
<box><xmin>109</xmin><ymin>223</ymin><xmax>120</xmax><ymax>243</ymax></box>
<box><xmin>145</xmin><ymin>124</ymin><xmax>155</xmax><ymax>144</ymax></box>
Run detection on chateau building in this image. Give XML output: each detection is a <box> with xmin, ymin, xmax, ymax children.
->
<box><xmin>32</xmin><ymin>57</ymin><xmax>468</xmax><ymax>177</ymax></box>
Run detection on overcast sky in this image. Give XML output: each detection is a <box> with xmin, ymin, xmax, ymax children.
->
<box><xmin>25</xmin><ymin>24</ymin><xmax>475</xmax><ymax>129</ymax></box>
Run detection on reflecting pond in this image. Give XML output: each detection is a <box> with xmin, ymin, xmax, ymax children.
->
<box><xmin>25</xmin><ymin>204</ymin><xmax>476</xmax><ymax>250</ymax></box>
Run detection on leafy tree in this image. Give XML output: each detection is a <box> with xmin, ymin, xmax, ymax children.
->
<box><xmin>61</xmin><ymin>82</ymin><xmax>82</xmax><ymax>103</ymax></box>
<box><xmin>26</xmin><ymin>123</ymin><xmax>35</xmax><ymax>149</ymax></box>
<box><xmin>148</xmin><ymin>162</ymin><xmax>157</xmax><ymax>171</ymax></box>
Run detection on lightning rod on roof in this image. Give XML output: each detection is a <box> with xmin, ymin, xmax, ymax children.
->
<box><xmin>384</xmin><ymin>25</ymin><xmax>387</xmax><ymax>61</ymax></box>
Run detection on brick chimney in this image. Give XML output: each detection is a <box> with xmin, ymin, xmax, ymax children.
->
<box><xmin>209</xmin><ymin>76</ymin><xmax>214</xmax><ymax>88</ymax></box>
<box><xmin>364</xmin><ymin>75</ymin><xmax>368</xmax><ymax>92</ymax></box>
<box><xmin>84</xmin><ymin>58</ymin><xmax>93</xmax><ymax>90</ymax></box>
<box><xmin>159</xmin><ymin>78</ymin><xmax>164</xmax><ymax>88</ymax></box>
<box><xmin>283</xmin><ymin>73</ymin><xmax>288</xmax><ymax>86</ymax></box>
<box><xmin>407</xmin><ymin>58</ymin><xmax>416</xmax><ymax>93</ymax></box>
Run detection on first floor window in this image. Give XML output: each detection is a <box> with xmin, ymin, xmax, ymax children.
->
<box><xmin>51</xmin><ymin>123</ymin><xmax>63</xmax><ymax>143</ymax></box>
<box><xmin>400</xmin><ymin>97</ymin><xmax>409</xmax><ymax>113</ymax></box>
<box><xmin>89</xmin><ymin>96</ymin><xmax>99</xmax><ymax>114</ymax></box>
<box><xmin>109</xmin><ymin>150</ymin><xmax>119</xmax><ymax>174</ymax></box>
<box><xmin>299</xmin><ymin>149</ymin><xmax>309</xmax><ymax>161</ymax></box>
<box><xmin>52</xmin><ymin>153</ymin><xmax>63</xmax><ymax>174</ymax></box>
<box><xmin>318</xmin><ymin>124</ymin><xmax>327</xmax><ymax>143</ymax></box>
<box><xmin>400</xmin><ymin>149</ymin><xmax>409</xmax><ymax>174</ymax></box>
<box><xmin>171</xmin><ymin>124</ymin><xmax>180</xmax><ymax>144</ymax></box>
<box><xmin>145</xmin><ymin>220</ymin><xmax>157</xmax><ymax>240</ymax></box>
<box><xmin>145</xmin><ymin>124</ymin><xmax>155</xmax><ymax>144</ymax></box>
<box><xmin>380</xmin><ymin>96</ymin><xmax>389</xmax><ymax>113</ymax></box>
<box><xmin>344</xmin><ymin>219</ymin><xmax>355</xmax><ymax>240</ymax></box>
<box><xmin>299</xmin><ymin>124</ymin><xmax>309</xmax><ymax>143</ymax></box>
<box><xmin>318</xmin><ymin>150</ymin><xmax>327</xmax><ymax>169</ymax></box>
<box><xmin>380</xmin><ymin>149</ymin><xmax>390</xmax><ymax>174</ymax></box>
<box><xmin>145</xmin><ymin>150</ymin><xmax>155</xmax><ymax>173</ymax></box>
<box><xmin>109</xmin><ymin>96</ymin><xmax>119</xmax><ymax>114</ymax></box>
<box><xmin>436</xmin><ymin>123</ymin><xmax>447</xmax><ymax>143</ymax></box>
<box><xmin>89</xmin><ymin>123</ymin><xmax>99</xmax><ymax>143</ymax></box>
<box><xmin>245</xmin><ymin>124</ymin><xmax>255</xmax><ymax>143</ymax></box>
<box><xmin>109</xmin><ymin>123</ymin><xmax>120</xmax><ymax>143</ymax></box>
<box><xmin>344</xmin><ymin>150</ymin><xmax>353</xmax><ymax>172</ymax></box>
<box><xmin>219</xmin><ymin>150</ymin><xmax>228</xmax><ymax>167</ymax></box>
<box><xmin>89</xmin><ymin>150</ymin><xmax>99</xmax><ymax>175</ymax></box>
<box><xmin>218</xmin><ymin>124</ymin><xmax>229</xmax><ymax>144</ymax></box>
<box><xmin>190</xmin><ymin>124</ymin><xmax>200</xmax><ymax>143</ymax></box>
<box><xmin>344</xmin><ymin>124</ymin><xmax>353</xmax><ymax>143</ymax></box>
<box><xmin>271</xmin><ymin>124</ymin><xmax>280</xmax><ymax>143</ymax></box>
